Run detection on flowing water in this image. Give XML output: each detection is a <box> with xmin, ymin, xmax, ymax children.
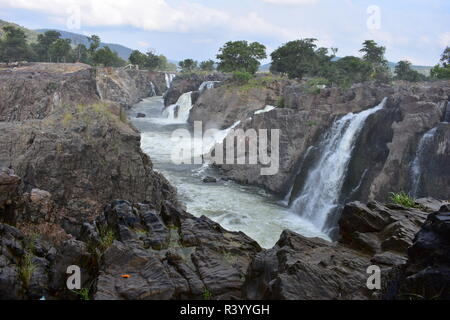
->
<box><xmin>130</xmin><ymin>96</ymin><xmax>329</xmax><ymax>248</ymax></box>
<box><xmin>162</xmin><ymin>92</ymin><xmax>193</xmax><ymax>123</ymax></box>
<box><xmin>411</xmin><ymin>127</ymin><xmax>438</xmax><ymax>198</ymax></box>
<box><xmin>199</xmin><ymin>81</ymin><xmax>220</xmax><ymax>92</ymax></box>
<box><xmin>290</xmin><ymin>99</ymin><xmax>386</xmax><ymax>233</ymax></box>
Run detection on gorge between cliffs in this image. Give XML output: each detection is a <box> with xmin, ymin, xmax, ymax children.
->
<box><xmin>0</xmin><ymin>63</ymin><xmax>449</xmax><ymax>301</ymax></box>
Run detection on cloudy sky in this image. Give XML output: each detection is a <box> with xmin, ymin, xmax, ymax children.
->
<box><xmin>0</xmin><ymin>0</ymin><xmax>449</xmax><ymax>66</ymax></box>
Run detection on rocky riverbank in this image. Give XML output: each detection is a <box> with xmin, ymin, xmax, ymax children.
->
<box><xmin>1</xmin><ymin>64</ymin><xmax>449</xmax><ymax>300</ymax></box>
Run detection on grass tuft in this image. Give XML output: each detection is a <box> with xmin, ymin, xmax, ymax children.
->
<box><xmin>390</xmin><ymin>192</ymin><xmax>418</xmax><ymax>208</ymax></box>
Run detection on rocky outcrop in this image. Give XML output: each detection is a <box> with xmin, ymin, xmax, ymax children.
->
<box><xmin>164</xmin><ymin>73</ymin><xmax>231</xmax><ymax>107</ymax></box>
<box><xmin>94</xmin><ymin>200</ymin><xmax>261</xmax><ymax>300</ymax></box>
<box><xmin>0</xmin><ymin>63</ymin><xmax>99</xmax><ymax>121</ymax></box>
<box><xmin>215</xmin><ymin>81</ymin><xmax>450</xmax><ymax>203</ymax></box>
<box><xmin>396</xmin><ymin>205</ymin><xmax>450</xmax><ymax>300</ymax></box>
<box><xmin>0</xmin><ymin>178</ymin><xmax>261</xmax><ymax>300</ymax></box>
<box><xmin>189</xmin><ymin>77</ymin><xmax>295</xmax><ymax>130</ymax></box>
<box><xmin>0</xmin><ymin>63</ymin><xmax>178</xmax><ymax>237</ymax></box>
<box><xmin>96</xmin><ymin>67</ymin><xmax>168</xmax><ymax>108</ymax></box>
<box><xmin>243</xmin><ymin>200</ymin><xmax>444</xmax><ymax>300</ymax></box>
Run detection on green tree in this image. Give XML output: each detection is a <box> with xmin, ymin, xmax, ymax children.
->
<box><xmin>440</xmin><ymin>46</ymin><xmax>450</xmax><ymax>67</ymax></box>
<box><xmin>144</xmin><ymin>51</ymin><xmax>162</xmax><ymax>70</ymax></box>
<box><xmin>325</xmin><ymin>56</ymin><xmax>372</xmax><ymax>86</ymax></box>
<box><xmin>93</xmin><ymin>46</ymin><xmax>125</xmax><ymax>67</ymax></box>
<box><xmin>359</xmin><ymin>40</ymin><xmax>390</xmax><ymax>81</ymax></box>
<box><xmin>200</xmin><ymin>60</ymin><xmax>215</xmax><ymax>71</ymax></box>
<box><xmin>270</xmin><ymin>38</ymin><xmax>335</xmax><ymax>79</ymax></box>
<box><xmin>129</xmin><ymin>50</ymin><xmax>147</xmax><ymax>68</ymax></box>
<box><xmin>430</xmin><ymin>64</ymin><xmax>450</xmax><ymax>79</ymax></box>
<box><xmin>49</xmin><ymin>38</ymin><xmax>72</xmax><ymax>63</ymax></box>
<box><xmin>394</xmin><ymin>60</ymin><xmax>426</xmax><ymax>82</ymax></box>
<box><xmin>217</xmin><ymin>41</ymin><xmax>266</xmax><ymax>74</ymax></box>
<box><xmin>179</xmin><ymin>59</ymin><xmax>198</xmax><ymax>73</ymax></box>
<box><xmin>74</xmin><ymin>44</ymin><xmax>90</xmax><ymax>64</ymax></box>
<box><xmin>0</xmin><ymin>26</ymin><xmax>31</xmax><ymax>62</ymax></box>
<box><xmin>429</xmin><ymin>47</ymin><xmax>450</xmax><ymax>80</ymax></box>
<box><xmin>88</xmin><ymin>35</ymin><xmax>101</xmax><ymax>54</ymax></box>
<box><xmin>34</xmin><ymin>30</ymin><xmax>61</xmax><ymax>61</ymax></box>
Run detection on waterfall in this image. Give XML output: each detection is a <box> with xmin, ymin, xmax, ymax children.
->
<box><xmin>150</xmin><ymin>82</ymin><xmax>157</xmax><ymax>96</ymax></box>
<box><xmin>162</xmin><ymin>92</ymin><xmax>193</xmax><ymax>123</ymax></box>
<box><xmin>410</xmin><ymin>127</ymin><xmax>438</xmax><ymax>198</ymax></box>
<box><xmin>199</xmin><ymin>81</ymin><xmax>220</xmax><ymax>92</ymax></box>
<box><xmin>444</xmin><ymin>101</ymin><xmax>450</xmax><ymax>123</ymax></box>
<box><xmin>255</xmin><ymin>105</ymin><xmax>276</xmax><ymax>115</ymax></box>
<box><xmin>165</xmin><ymin>73</ymin><xmax>176</xmax><ymax>89</ymax></box>
<box><xmin>290</xmin><ymin>98</ymin><xmax>386</xmax><ymax>233</ymax></box>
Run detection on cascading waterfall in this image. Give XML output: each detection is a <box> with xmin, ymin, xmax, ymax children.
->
<box><xmin>290</xmin><ymin>98</ymin><xmax>386</xmax><ymax>233</ymax></box>
<box><xmin>199</xmin><ymin>81</ymin><xmax>220</xmax><ymax>92</ymax></box>
<box><xmin>410</xmin><ymin>127</ymin><xmax>437</xmax><ymax>198</ymax></box>
<box><xmin>165</xmin><ymin>73</ymin><xmax>176</xmax><ymax>89</ymax></box>
<box><xmin>162</xmin><ymin>92</ymin><xmax>193</xmax><ymax>123</ymax></box>
<box><xmin>150</xmin><ymin>82</ymin><xmax>157</xmax><ymax>96</ymax></box>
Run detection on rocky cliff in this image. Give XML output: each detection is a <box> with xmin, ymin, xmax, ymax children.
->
<box><xmin>0</xmin><ymin>63</ymin><xmax>178</xmax><ymax>236</ymax></box>
<box><xmin>163</xmin><ymin>73</ymin><xmax>231</xmax><ymax>107</ymax></box>
<box><xmin>96</xmin><ymin>67</ymin><xmax>169</xmax><ymax>108</ymax></box>
<box><xmin>211</xmin><ymin>81</ymin><xmax>449</xmax><ymax>206</ymax></box>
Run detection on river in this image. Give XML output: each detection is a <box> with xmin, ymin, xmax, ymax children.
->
<box><xmin>130</xmin><ymin>96</ymin><xmax>329</xmax><ymax>248</ymax></box>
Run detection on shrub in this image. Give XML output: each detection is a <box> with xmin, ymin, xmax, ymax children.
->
<box><xmin>232</xmin><ymin>71</ymin><xmax>253</xmax><ymax>84</ymax></box>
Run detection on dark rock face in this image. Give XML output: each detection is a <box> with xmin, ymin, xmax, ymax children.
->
<box><xmin>243</xmin><ymin>200</ymin><xmax>444</xmax><ymax>300</ymax></box>
<box><xmin>397</xmin><ymin>206</ymin><xmax>450</xmax><ymax>300</ymax></box>
<box><xmin>410</xmin><ymin>122</ymin><xmax>450</xmax><ymax>200</ymax></box>
<box><xmin>339</xmin><ymin>201</ymin><xmax>429</xmax><ymax>257</ymax></box>
<box><xmin>243</xmin><ymin>230</ymin><xmax>373</xmax><ymax>300</ymax></box>
<box><xmin>215</xmin><ymin>81</ymin><xmax>450</xmax><ymax>203</ymax></box>
<box><xmin>92</xmin><ymin>200</ymin><xmax>262</xmax><ymax>300</ymax></box>
<box><xmin>164</xmin><ymin>73</ymin><xmax>231</xmax><ymax>107</ymax></box>
<box><xmin>96</xmin><ymin>68</ymin><xmax>168</xmax><ymax>108</ymax></box>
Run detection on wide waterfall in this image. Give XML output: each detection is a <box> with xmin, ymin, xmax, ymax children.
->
<box><xmin>162</xmin><ymin>92</ymin><xmax>193</xmax><ymax>123</ymax></box>
<box><xmin>290</xmin><ymin>98</ymin><xmax>386</xmax><ymax>234</ymax></box>
<box><xmin>165</xmin><ymin>73</ymin><xmax>176</xmax><ymax>89</ymax></box>
<box><xmin>199</xmin><ymin>81</ymin><xmax>220</xmax><ymax>92</ymax></box>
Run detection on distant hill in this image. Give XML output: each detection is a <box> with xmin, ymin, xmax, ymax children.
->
<box><xmin>36</xmin><ymin>29</ymin><xmax>133</xmax><ymax>60</ymax></box>
<box><xmin>259</xmin><ymin>59</ymin><xmax>432</xmax><ymax>76</ymax></box>
<box><xmin>0</xmin><ymin>19</ymin><xmax>39</xmax><ymax>43</ymax></box>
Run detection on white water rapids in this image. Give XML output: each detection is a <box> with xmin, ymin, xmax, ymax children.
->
<box><xmin>131</xmin><ymin>96</ymin><xmax>329</xmax><ymax>248</ymax></box>
<box><xmin>290</xmin><ymin>98</ymin><xmax>386</xmax><ymax>233</ymax></box>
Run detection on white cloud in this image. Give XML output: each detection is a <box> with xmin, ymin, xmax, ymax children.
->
<box><xmin>261</xmin><ymin>0</ymin><xmax>318</xmax><ymax>4</ymax></box>
<box><xmin>137</xmin><ymin>41</ymin><xmax>150</xmax><ymax>48</ymax></box>
<box><xmin>0</xmin><ymin>0</ymin><xmax>229</xmax><ymax>33</ymax></box>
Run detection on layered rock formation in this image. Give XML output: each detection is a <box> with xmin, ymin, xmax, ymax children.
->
<box><xmin>96</xmin><ymin>67</ymin><xmax>169</xmax><ymax>108</ymax></box>
<box><xmin>0</xmin><ymin>63</ymin><xmax>178</xmax><ymax>236</ymax></box>
<box><xmin>189</xmin><ymin>76</ymin><xmax>295</xmax><ymax>130</ymax></box>
<box><xmin>243</xmin><ymin>199</ymin><xmax>449</xmax><ymax>300</ymax></box>
<box><xmin>164</xmin><ymin>73</ymin><xmax>231</xmax><ymax>107</ymax></box>
<box><xmin>212</xmin><ymin>81</ymin><xmax>449</xmax><ymax>205</ymax></box>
